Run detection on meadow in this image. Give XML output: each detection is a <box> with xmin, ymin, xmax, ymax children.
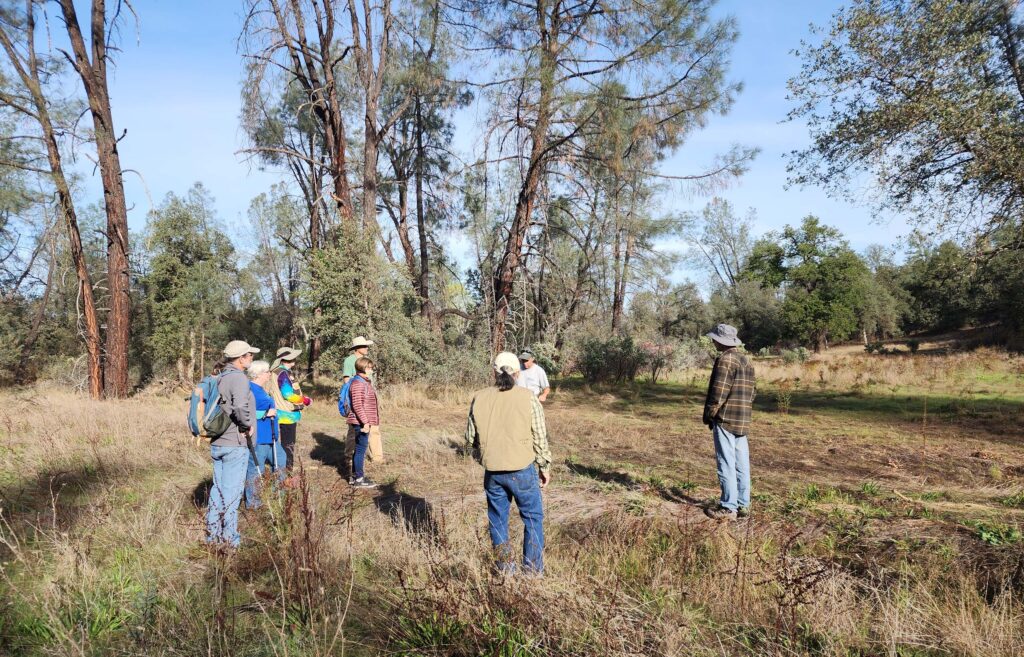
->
<box><xmin>2</xmin><ymin>342</ymin><xmax>1024</xmax><ymax>656</ymax></box>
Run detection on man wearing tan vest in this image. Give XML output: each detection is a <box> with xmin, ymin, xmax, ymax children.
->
<box><xmin>465</xmin><ymin>351</ymin><xmax>552</xmax><ymax>574</ymax></box>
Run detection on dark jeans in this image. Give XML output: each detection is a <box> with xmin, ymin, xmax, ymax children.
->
<box><xmin>352</xmin><ymin>426</ymin><xmax>369</xmax><ymax>479</ymax></box>
<box><xmin>484</xmin><ymin>464</ymin><xmax>545</xmax><ymax>574</ymax></box>
<box><xmin>279</xmin><ymin>422</ymin><xmax>297</xmax><ymax>469</ymax></box>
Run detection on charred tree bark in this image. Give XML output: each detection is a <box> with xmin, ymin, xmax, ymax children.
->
<box><xmin>0</xmin><ymin>7</ymin><xmax>105</xmax><ymax>398</ymax></box>
<box><xmin>414</xmin><ymin>96</ymin><xmax>437</xmax><ymax>330</ymax></box>
<box><xmin>57</xmin><ymin>0</ymin><xmax>132</xmax><ymax>397</ymax></box>
<box><xmin>491</xmin><ymin>9</ymin><xmax>556</xmax><ymax>353</ymax></box>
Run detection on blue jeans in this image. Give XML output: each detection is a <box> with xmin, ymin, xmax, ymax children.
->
<box><xmin>352</xmin><ymin>426</ymin><xmax>369</xmax><ymax>479</ymax></box>
<box><xmin>207</xmin><ymin>445</ymin><xmax>249</xmax><ymax>546</ymax></box>
<box><xmin>244</xmin><ymin>442</ymin><xmax>288</xmax><ymax>508</ymax></box>
<box><xmin>712</xmin><ymin>423</ymin><xmax>751</xmax><ymax>511</ymax></box>
<box><xmin>484</xmin><ymin>464</ymin><xmax>545</xmax><ymax>574</ymax></box>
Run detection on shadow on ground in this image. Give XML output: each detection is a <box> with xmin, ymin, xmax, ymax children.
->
<box><xmin>566</xmin><ymin>460</ymin><xmax>704</xmax><ymax>506</ymax></box>
<box><xmin>0</xmin><ymin>465</ymin><xmax>116</xmax><ymax>539</ymax></box>
<box><xmin>191</xmin><ymin>476</ymin><xmax>213</xmax><ymax>509</ymax></box>
<box><xmin>373</xmin><ymin>482</ymin><xmax>440</xmax><ymax>541</ymax></box>
<box><xmin>310</xmin><ymin>431</ymin><xmax>350</xmax><ymax>479</ymax></box>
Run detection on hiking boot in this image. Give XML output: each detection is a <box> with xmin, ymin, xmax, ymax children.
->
<box><xmin>351</xmin><ymin>477</ymin><xmax>377</xmax><ymax>489</ymax></box>
<box><xmin>704</xmin><ymin>506</ymin><xmax>738</xmax><ymax>521</ymax></box>
<box><xmin>737</xmin><ymin>507</ymin><xmax>750</xmax><ymax>519</ymax></box>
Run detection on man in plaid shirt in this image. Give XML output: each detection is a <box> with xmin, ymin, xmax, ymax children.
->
<box><xmin>703</xmin><ymin>324</ymin><xmax>756</xmax><ymax>521</ymax></box>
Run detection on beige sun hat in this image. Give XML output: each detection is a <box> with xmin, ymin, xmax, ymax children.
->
<box><xmin>223</xmin><ymin>340</ymin><xmax>260</xmax><ymax>359</ymax></box>
<box><xmin>272</xmin><ymin>346</ymin><xmax>302</xmax><ymax>369</ymax></box>
<box><xmin>494</xmin><ymin>351</ymin><xmax>520</xmax><ymax>374</ymax></box>
<box><xmin>350</xmin><ymin>336</ymin><xmax>374</xmax><ymax>350</ymax></box>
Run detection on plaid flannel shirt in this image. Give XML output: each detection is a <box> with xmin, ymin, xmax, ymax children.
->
<box><xmin>465</xmin><ymin>394</ymin><xmax>552</xmax><ymax>474</ymax></box>
<box><xmin>703</xmin><ymin>349</ymin><xmax>756</xmax><ymax>436</ymax></box>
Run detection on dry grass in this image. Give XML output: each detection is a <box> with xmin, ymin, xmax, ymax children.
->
<box><xmin>2</xmin><ymin>350</ymin><xmax>1024</xmax><ymax>656</ymax></box>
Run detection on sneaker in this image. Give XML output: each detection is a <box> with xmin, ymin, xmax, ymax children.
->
<box><xmin>737</xmin><ymin>507</ymin><xmax>750</xmax><ymax>519</ymax></box>
<box><xmin>704</xmin><ymin>506</ymin><xmax>738</xmax><ymax>521</ymax></box>
<box><xmin>351</xmin><ymin>477</ymin><xmax>377</xmax><ymax>489</ymax></box>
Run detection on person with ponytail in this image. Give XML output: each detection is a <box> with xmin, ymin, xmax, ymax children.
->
<box><xmin>465</xmin><ymin>352</ymin><xmax>552</xmax><ymax>574</ymax></box>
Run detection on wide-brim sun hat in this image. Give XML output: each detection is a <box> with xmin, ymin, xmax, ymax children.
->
<box><xmin>706</xmin><ymin>323</ymin><xmax>742</xmax><ymax>347</ymax></box>
<box><xmin>272</xmin><ymin>346</ymin><xmax>302</xmax><ymax>369</ymax></box>
<box><xmin>223</xmin><ymin>340</ymin><xmax>260</xmax><ymax>359</ymax></box>
<box><xmin>350</xmin><ymin>336</ymin><xmax>374</xmax><ymax>350</ymax></box>
<box><xmin>494</xmin><ymin>351</ymin><xmax>520</xmax><ymax>374</ymax></box>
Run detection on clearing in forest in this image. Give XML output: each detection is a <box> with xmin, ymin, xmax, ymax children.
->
<box><xmin>2</xmin><ymin>346</ymin><xmax>1024</xmax><ymax>656</ymax></box>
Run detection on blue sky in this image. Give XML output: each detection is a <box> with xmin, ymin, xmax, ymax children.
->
<box><xmin>83</xmin><ymin>0</ymin><xmax>911</xmax><ymax>284</ymax></box>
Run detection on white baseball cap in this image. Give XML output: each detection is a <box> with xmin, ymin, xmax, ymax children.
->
<box><xmin>494</xmin><ymin>351</ymin><xmax>520</xmax><ymax>374</ymax></box>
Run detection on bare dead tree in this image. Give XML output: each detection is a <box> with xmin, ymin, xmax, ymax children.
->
<box><xmin>241</xmin><ymin>0</ymin><xmax>356</xmax><ymax>228</ymax></box>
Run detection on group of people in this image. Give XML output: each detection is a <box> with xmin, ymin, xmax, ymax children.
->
<box><xmin>202</xmin><ymin>323</ymin><xmax>756</xmax><ymax>578</ymax></box>
<box><xmin>204</xmin><ymin>336</ymin><xmax>380</xmax><ymax>547</ymax></box>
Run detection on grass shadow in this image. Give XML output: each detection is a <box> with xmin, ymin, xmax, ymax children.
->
<box><xmin>0</xmin><ymin>464</ymin><xmax>118</xmax><ymax>545</ymax></box>
<box><xmin>191</xmin><ymin>476</ymin><xmax>213</xmax><ymax>509</ymax></box>
<box><xmin>373</xmin><ymin>481</ymin><xmax>440</xmax><ymax>541</ymax></box>
<box><xmin>566</xmin><ymin>460</ymin><xmax>703</xmax><ymax>506</ymax></box>
<box><xmin>441</xmin><ymin>435</ymin><xmax>473</xmax><ymax>457</ymax></box>
<box><xmin>310</xmin><ymin>431</ymin><xmax>350</xmax><ymax>479</ymax></box>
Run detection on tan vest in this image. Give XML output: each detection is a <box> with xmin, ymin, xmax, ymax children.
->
<box><xmin>470</xmin><ymin>386</ymin><xmax>536</xmax><ymax>472</ymax></box>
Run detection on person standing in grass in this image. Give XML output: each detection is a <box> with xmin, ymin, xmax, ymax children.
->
<box><xmin>208</xmin><ymin>340</ymin><xmax>259</xmax><ymax>547</ymax></box>
<box><xmin>342</xmin><ymin>336</ymin><xmax>374</xmax><ymax>463</ymax></box>
<box><xmin>345</xmin><ymin>357</ymin><xmax>379</xmax><ymax>488</ymax></box>
<box><xmin>466</xmin><ymin>352</ymin><xmax>552</xmax><ymax>574</ymax></box>
<box><xmin>702</xmin><ymin>324</ymin><xmax>756</xmax><ymax>521</ymax></box>
<box><xmin>244</xmin><ymin>360</ymin><xmax>286</xmax><ymax>508</ymax></box>
<box><xmin>270</xmin><ymin>346</ymin><xmax>311</xmax><ymax>470</ymax></box>
<box><xmin>342</xmin><ymin>336</ymin><xmax>374</xmax><ymax>382</ymax></box>
<box><xmin>517</xmin><ymin>349</ymin><xmax>551</xmax><ymax>403</ymax></box>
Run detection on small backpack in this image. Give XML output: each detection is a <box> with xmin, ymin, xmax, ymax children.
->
<box><xmin>337</xmin><ymin>375</ymin><xmax>363</xmax><ymax>418</ymax></box>
<box><xmin>188</xmin><ymin>373</ymin><xmax>232</xmax><ymax>439</ymax></box>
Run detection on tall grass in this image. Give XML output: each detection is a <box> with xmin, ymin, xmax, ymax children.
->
<box><xmin>1</xmin><ymin>382</ymin><xmax>1023</xmax><ymax>656</ymax></box>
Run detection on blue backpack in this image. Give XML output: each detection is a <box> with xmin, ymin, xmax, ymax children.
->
<box><xmin>188</xmin><ymin>373</ymin><xmax>232</xmax><ymax>438</ymax></box>
<box><xmin>337</xmin><ymin>375</ymin><xmax>363</xmax><ymax>418</ymax></box>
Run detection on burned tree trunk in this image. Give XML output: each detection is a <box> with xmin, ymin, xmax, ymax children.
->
<box><xmin>57</xmin><ymin>0</ymin><xmax>132</xmax><ymax>397</ymax></box>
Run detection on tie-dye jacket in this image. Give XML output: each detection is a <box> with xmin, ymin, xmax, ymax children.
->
<box><xmin>272</xmin><ymin>367</ymin><xmax>305</xmax><ymax>424</ymax></box>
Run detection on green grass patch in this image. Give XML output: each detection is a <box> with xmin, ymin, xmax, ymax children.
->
<box><xmin>963</xmin><ymin>520</ymin><xmax>1024</xmax><ymax>546</ymax></box>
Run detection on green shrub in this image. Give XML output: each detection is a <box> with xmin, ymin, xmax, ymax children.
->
<box><xmin>906</xmin><ymin>339</ymin><xmax>920</xmax><ymax>354</ymax></box>
<box><xmin>578</xmin><ymin>336</ymin><xmax>648</xmax><ymax>383</ymax></box>
<box><xmin>781</xmin><ymin>347</ymin><xmax>810</xmax><ymax>364</ymax></box>
<box><xmin>525</xmin><ymin>341</ymin><xmax>561</xmax><ymax>376</ymax></box>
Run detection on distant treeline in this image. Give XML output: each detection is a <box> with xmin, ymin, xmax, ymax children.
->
<box><xmin>0</xmin><ymin>0</ymin><xmax>1021</xmax><ymax>392</ymax></box>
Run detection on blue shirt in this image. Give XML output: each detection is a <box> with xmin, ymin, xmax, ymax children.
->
<box><xmin>250</xmin><ymin>382</ymin><xmax>279</xmax><ymax>445</ymax></box>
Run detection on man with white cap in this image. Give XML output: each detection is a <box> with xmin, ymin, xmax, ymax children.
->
<box><xmin>465</xmin><ymin>352</ymin><xmax>552</xmax><ymax>574</ymax></box>
<box><xmin>269</xmin><ymin>346</ymin><xmax>310</xmax><ymax>470</ymax></box>
<box><xmin>702</xmin><ymin>324</ymin><xmax>756</xmax><ymax>521</ymax></box>
<box><xmin>207</xmin><ymin>339</ymin><xmax>259</xmax><ymax>547</ymax></box>
<box><xmin>342</xmin><ymin>336</ymin><xmax>374</xmax><ymax>383</ymax></box>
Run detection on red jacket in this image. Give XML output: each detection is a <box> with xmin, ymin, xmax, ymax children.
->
<box><xmin>347</xmin><ymin>376</ymin><xmax>379</xmax><ymax>426</ymax></box>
